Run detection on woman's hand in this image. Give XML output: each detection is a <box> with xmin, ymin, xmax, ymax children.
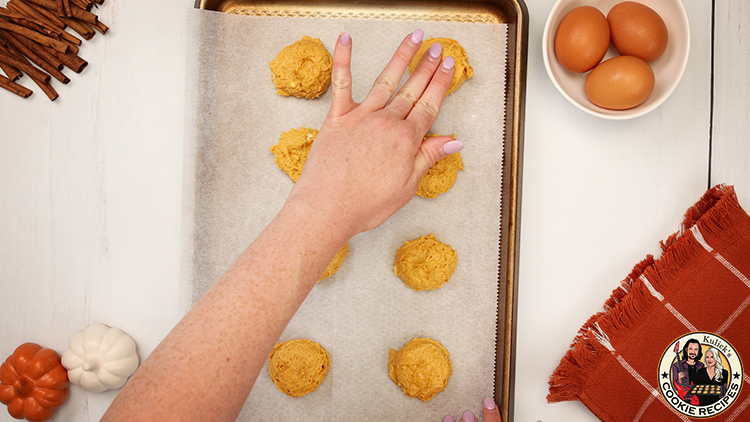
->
<box><xmin>444</xmin><ymin>397</ymin><xmax>503</xmax><ymax>422</ymax></box>
<box><xmin>288</xmin><ymin>29</ymin><xmax>461</xmax><ymax>242</ymax></box>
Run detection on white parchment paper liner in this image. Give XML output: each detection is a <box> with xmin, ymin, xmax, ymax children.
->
<box><xmin>183</xmin><ymin>8</ymin><xmax>508</xmax><ymax>421</ymax></box>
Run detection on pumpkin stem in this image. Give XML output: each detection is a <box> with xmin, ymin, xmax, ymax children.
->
<box><xmin>82</xmin><ymin>356</ymin><xmax>101</xmax><ymax>372</ymax></box>
<box><xmin>13</xmin><ymin>376</ymin><xmax>34</xmax><ymax>397</ymax></box>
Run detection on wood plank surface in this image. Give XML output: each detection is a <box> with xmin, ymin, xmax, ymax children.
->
<box><xmin>711</xmin><ymin>0</ymin><xmax>750</xmax><ymax>210</ymax></box>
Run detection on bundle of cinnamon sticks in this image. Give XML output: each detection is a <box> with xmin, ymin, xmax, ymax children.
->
<box><xmin>0</xmin><ymin>0</ymin><xmax>108</xmax><ymax>101</ymax></box>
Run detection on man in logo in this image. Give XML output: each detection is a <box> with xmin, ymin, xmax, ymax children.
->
<box><xmin>671</xmin><ymin>338</ymin><xmax>704</xmax><ymax>404</ymax></box>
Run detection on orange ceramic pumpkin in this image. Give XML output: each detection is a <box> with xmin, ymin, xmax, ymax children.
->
<box><xmin>0</xmin><ymin>343</ymin><xmax>69</xmax><ymax>422</ymax></box>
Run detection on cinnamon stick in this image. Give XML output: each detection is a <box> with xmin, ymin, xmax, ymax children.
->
<box><xmin>55</xmin><ymin>0</ymin><xmax>64</xmax><ymax>17</ymax></box>
<box><xmin>11</xmin><ymin>30</ymin><xmax>63</xmax><ymax>70</ymax></box>
<box><xmin>59</xmin><ymin>36</ymin><xmax>80</xmax><ymax>53</ymax></box>
<box><xmin>0</xmin><ymin>61</ymin><xmax>22</xmax><ymax>81</ymax></box>
<box><xmin>0</xmin><ymin>7</ymin><xmax>60</xmax><ymax>38</ymax></box>
<box><xmin>28</xmin><ymin>71</ymin><xmax>57</xmax><ymax>99</ymax></box>
<box><xmin>8</xmin><ymin>1</ymin><xmax>82</xmax><ymax>47</ymax></box>
<box><xmin>91</xmin><ymin>18</ymin><xmax>106</xmax><ymax>34</ymax></box>
<box><xmin>12</xmin><ymin>4</ymin><xmax>83</xmax><ymax>54</ymax></box>
<box><xmin>59</xmin><ymin>16</ymin><xmax>93</xmax><ymax>39</ymax></box>
<box><xmin>24</xmin><ymin>0</ymin><xmax>98</xmax><ymax>25</ymax></box>
<box><xmin>40</xmin><ymin>41</ymin><xmax>86</xmax><ymax>72</ymax></box>
<box><xmin>0</xmin><ymin>73</ymin><xmax>32</xmax><ymax>97</ymax></box>
<box><xmin>3</xmin><ymin>40</ymin><xmax>57</xmax><ymax>100</ymax></box>
<box><xmin>14</xmin><ymin>50</ymin><xmax>57</xmax><ymax>100</ymax></box>
<box><xmin>9</xmin><ymin>0</ymin><xmax>66</xmax><ymax>30</ymax></box>
<box><xmin>62</xmin><ymin>0</ymin><xmax>71</xmax><ymax>17</ymax></box>
<box><xmin>0</xmin><ymin>30</ymin><xmax>68</xmax><ymax>83</ymax></box>
<box><xmin>0</xmin><ymin>18</ymin><xmax>69</xmax><ymax>53</ymax></box>
<box><xmin>0</xmin><ymin>44</ymin><xmax>50</xmax><ymax>83</ymax></box>
<box><xmin>70</xmin><ymin>0</ymin><xmax>90</xmax><ymax>10</ymax></box>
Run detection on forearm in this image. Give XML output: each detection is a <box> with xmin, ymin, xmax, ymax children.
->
<box><xmin>102</xmin><ymin>198</ymin><xmax>348</xmax><ymax>422</ymax></box>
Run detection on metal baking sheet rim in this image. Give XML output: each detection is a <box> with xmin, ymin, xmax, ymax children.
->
<box><xmin>193</xmin><ymin>1</ymin><xmax>528</xmax><ymax>420</ymax></box>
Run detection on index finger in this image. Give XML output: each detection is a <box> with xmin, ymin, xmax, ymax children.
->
<box><xmin>405</xmin><ymin>55</ymin><xmax>455</xmax><ymax>133</ymax></box>
<box><xmin>328</xmin><ymin>32</ymin><xmax>355</xmax><ymax>117</ymax></box>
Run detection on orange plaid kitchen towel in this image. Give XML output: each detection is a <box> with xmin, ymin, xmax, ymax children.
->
<box><xmin>548</xmin><ymin>185</ymin><xmax>750</xmax><ymax>421</ymax></box>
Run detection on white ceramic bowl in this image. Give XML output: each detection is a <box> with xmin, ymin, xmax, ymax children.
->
<box><xmin>542</xmin><ymin>0</ymin><xmax>690</xmax><ymax>119</ymax></box>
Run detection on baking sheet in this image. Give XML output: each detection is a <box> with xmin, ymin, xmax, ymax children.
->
<box><xmin>183</xmin><ymin>7</ymin><xmax>509</xmax><ymax>421</ymax></box>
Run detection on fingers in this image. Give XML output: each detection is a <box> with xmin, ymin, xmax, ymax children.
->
<box><xmin>460</xmin><ymin>410</ymin><xmax>476</xmax><ymax>422</ymax></box>
<box><xmin>328</xmin><ymin>33</ymin><xmax>355</xmax><ymax>117</ymax></box>
<box><xmin>483</xmin><ymin>397</ymin><xmax>503</xmax><ymax>422</ymax></box>
<box><xmin>443</xmin><ymin>398</ymin><xmax>502</xmax><ymax>422</ymax></box>
<box><xmin>360</xmin><ymin>29</ymin><xmax>424</xmax><ymax>111</ymax></box>
<box><xmin>387</xmin><ymin>41</ymin><xmax>444</xmax><ymax>118</ymax></box>
<box><xmin>405</xmin><ymin>54</ymin><xmax>455</xmax><ymax>134</ymax></box>
<box><xmin>441</xmin><ymin>412</ymin><xmax>475</xmax><ymax>422</ymax></box>
<box><xmin>412</xmin><ymin>135</ymin><xmax>464</xmax><ymax>182</ymax></box>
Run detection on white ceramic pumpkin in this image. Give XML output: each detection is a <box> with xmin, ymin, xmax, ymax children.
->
<box><xmin>61</xmin><ymin>323</ymin><xmax>140</xmax><ymax>392</ymax></box>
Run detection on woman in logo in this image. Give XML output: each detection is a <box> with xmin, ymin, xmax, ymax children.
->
<box><xmin>695</xmin><ymin>347</ymin><xmax>730</xmax><ymax>406</ymax></box>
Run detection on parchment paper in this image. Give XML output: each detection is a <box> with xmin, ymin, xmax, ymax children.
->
<box><xmin>183</xmin><ymin>8</ymin><xmax>508</xmax><ymax>421</ymax></box>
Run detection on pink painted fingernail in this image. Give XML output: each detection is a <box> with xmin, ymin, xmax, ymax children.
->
<box><xmin>442</xmin><ymin>140</ymin><xmax>464</xmax><ymax>155</ymax></box>
<box><xmin>340</xmin><ymin>33</ymin><xmax>351</xmax><ymax>46</ymax></box>
<box><xmin>442</xmin><ymin>56</ymin><xmax>455</xmax><ymax>70</ymax></box>
<box><xmin>443</xmin><ymin>416</ymin><xmax>456</xmax><ymax>422</ymax></box>
<box><xmin>410</xmin><ymin>29</ymin><xmax>424</xmax><ymax>45</ymax></box>
<box><xmin>428</xmin><ymin>42</ymin><xmax>443</xmax><ymax>59</ymax></box>
<box><xmin>463</xmin><ymin>411</ymin><xmax>476</xmax><ymax>422</ymax></box>
<box><xmin>484</xmin><ymin>397</ymin><xmax>497</xmax><ymax>410</ymax></box>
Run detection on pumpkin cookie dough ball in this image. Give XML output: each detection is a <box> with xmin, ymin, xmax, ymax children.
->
<box><xmin>271</xmin><ymin>127</ymin><xmax>318</xmax><ymax>182</ymax></box>
<box><xmin>388</xmin><ymin>337</ymin><xmax>452</xmax><ymax>401</ymax></box>
<box><xmin>408</xmin><ymin>37</ymin><xmax>473</xmax><ymax>95</ymax></box>
<box><xmin>270</xmin><ymin>36</ymin><xmax>332</xmax><ymax>99</ymax></box>
<box><xmin>268</xmin><ymin>339</ymin><xmax>330</xmax><ymax>398</ymax></box>
<box><xmin>417</xmin><ymin>134</ymin><xmax>464</xmax><ymax>198</ymax></box>
<box><xmin>318</xmin><ymin>242</ymin><xmax>348</xmax><ymax>282</ymax></box>
<box><xmin>394</xmin><ymin>233</ymin><xmax>457</xmax><ymax>291</ymax></box>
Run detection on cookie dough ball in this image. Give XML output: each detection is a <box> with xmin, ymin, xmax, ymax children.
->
<box><xmin>271</xmin><ymin>127</ymin><xmax>318</xmax><ymax>182</ymax></box>
<box><xmin>408</xmin><ymin>37</ymin><xmax>473</xmax><ymax>95</ymax></box>
<box><xmin>318</xmin><ymin>242</ymin><xmax>349</xmax><ymax>282</ymax></box>
<box><xmin>268</xmin><ymin>339</ymin><xmax>330</xmax><ymax>397</ymax></box>
<box><xmin>388</xmin><ymin>337</ymin><xmax>452</xmax><ymax>401</ymax></box>
<box><xmin>270</xmin><ymin>36</ymin><xmax>332</xmax><ymax>99</ymax></box>
<box><xmin>417</xmin><ymin>134</ymin><xmax>464</xmax><ymax>198</ymax></box>
<box><xmin>394</xmin><ymin>233</ymin><xmax>457</xmax><ymax>291</ymax></box>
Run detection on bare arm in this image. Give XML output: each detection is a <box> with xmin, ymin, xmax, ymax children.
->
<box><xmin>102</xmin><ymin>30</ymin><xmax>458</xmax><ymax>422</ymax></box>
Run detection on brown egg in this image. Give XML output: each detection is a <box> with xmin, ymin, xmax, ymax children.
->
<box><xmin>584</xmin><ymin>55</ymin><xmax>655</xmax><ymax>110</ymax></box>
<box><xmin>608</xmin><ymin>1</ymin><xmax>668</xmax><ymax>62</ymax></box>
<box><xmin>554</xmin><ymin>6</ymin><xmax>610</xmax><ymax>73</ymax></box>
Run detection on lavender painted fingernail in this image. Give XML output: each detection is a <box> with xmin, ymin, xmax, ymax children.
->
<box><xmin>410</xmin><ymin>29</ymin><xmax>424</xmax><ymax>45</ymax></box>
<box><xmin>428</xmin><ymin>42</ymin><xmax>443</xmax><ymax>59</ymax></box>
<box><xmin>340</xmin><ymin>32</ymin><xmax>351</xmax><ymax>46</ymax></box>
<box><xmin>484</xmin><ymin>397</ymin><xmax>497</xmax><ymax>410</ymax></box>
<box><xmin>463</xmin><ymin>411</ymin><xmax>476</xmax><ymax>422</ymax></box>
<box><xmin>442</xmin><ymin>140</ymin><xmax>464</xmax><ymax>155</ymax></box>
<box><xmin>443</xmin><ymin>416</ymin><xmax>456</xmax><ymax>422</ymax></box>
<box><xmin>442</xmin><ymin>56</ymin><xmax>455</xmax><ymax>70</ymax></box>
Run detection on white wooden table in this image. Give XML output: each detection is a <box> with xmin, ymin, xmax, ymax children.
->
<box><xmin>0</xmin><ymin>1</ymin><xmax>747</xmax><ymax>421</ymax></box>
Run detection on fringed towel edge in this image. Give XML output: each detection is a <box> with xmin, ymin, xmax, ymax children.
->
<box><xmin>547</xmin><ymin>184</ymin><xmax>746</xmax><ymax>403</ymax></box>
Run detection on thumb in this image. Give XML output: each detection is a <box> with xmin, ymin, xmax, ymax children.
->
<box><xmin>413</xmin><ymin>135</ymin><xmax>464</xmax><ymax>177</ymax></box>
<box><xmin>482</xmin><ymin>397</ymin><xmax>503</xmax><ymax>422</ymax></box>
